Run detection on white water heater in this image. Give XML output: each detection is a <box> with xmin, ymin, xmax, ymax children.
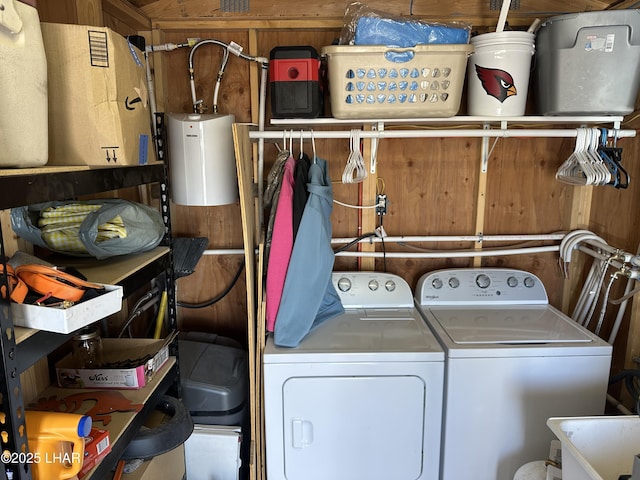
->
<box><xmin>167</xmin><ymin>113</ymin><xmax>239</xmax><ymax>206</ymax></box>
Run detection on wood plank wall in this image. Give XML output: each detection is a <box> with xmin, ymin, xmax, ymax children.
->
<box><xmin>41</xmin><ymin>0</ymin><xmax>640</xmax><ymax>385</ymax></box>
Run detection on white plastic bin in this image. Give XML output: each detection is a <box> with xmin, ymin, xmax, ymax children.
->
<box><xmin>547</xmin><ymin>416</ymin><xmax>640</xmax><ymax>480</ymax></box>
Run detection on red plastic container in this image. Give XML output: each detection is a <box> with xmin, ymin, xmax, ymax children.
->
<box><xmin>269</xmin><ymin>46</ymin><xmax>323</xmax><ymax>118</ymax></box>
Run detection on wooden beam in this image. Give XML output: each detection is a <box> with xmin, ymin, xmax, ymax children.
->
<box><xmin>149</xmin><ymin>28</ymin><xmax>167</xmax><ymax>113</ymax></box>
<box><xmin>360</xmin><ymin>125</ymin><xmax>378</xmax><ymax>271</ymax></box>
<box><xmin>76</xmin><ymin>0</ymin><xmax>104</xmax><ymax>26</ymax></box>
<box><xmin>472</xmin><ymin>135</ymin><xmax>489</xmax><ymax>268</ymax></box>
<box><xmin>151</xmin><ymin>18</ymin><xmax>344</xmax><ymax>30</ymax></box>
<box><xmin>103</xmin><ymin>0</ymin><xmax>152</xmax><ymax>30</ymax></box>
<box><xmin>137</xmin><ymin>0</ymin><xmax>613</xmax><ymax>22</ymax></box>
<box><xmin>233</xmin><ymin>123</ymin><xmax>258</xmax><ymax>480</ymax></box>
<box><xmin>560</xmin><ymin>187</ymin><xmax>594</xmax><ymax>313</ymax></box>
<box><xmin>125</xmin><ymin>0</ymin><xmax>158</xmax><ymax>7</ymax></box>
<box><xmin>606</xmin><ymin>0</ymin><xmax>640</xmax><ymax>9</ymax></box>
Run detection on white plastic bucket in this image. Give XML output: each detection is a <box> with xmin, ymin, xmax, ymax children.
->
<box><xmin>467</xmin><ymin>31</ymin><xmax>535</xmax><ymax>116</ymax></box>
<box><xmin>0</xmin><ymin>1</ymin><xmax>48</xmax><ymax>167</ymax></box>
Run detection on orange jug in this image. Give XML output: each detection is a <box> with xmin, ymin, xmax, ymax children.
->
<box><xmin>24</xmin><ymin>410</ymin><xmax>92</xmax><ymax>480</ymax></box>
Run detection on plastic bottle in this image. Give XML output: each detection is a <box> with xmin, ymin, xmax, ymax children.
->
<box><xmin>24</xmin><ymin>411</ymin><xmax>92</xmax><ymax>480</ymax></box>
<box><xmin>0</xmin><ymin>0</ymin><xmax>48</xmax><ymax>167</ymax></box>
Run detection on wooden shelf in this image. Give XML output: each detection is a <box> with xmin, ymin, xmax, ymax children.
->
<box><xmin>27</xmin><ymin>357</ymin><xmax>177</xmax><ymax>480</ymax></box>
<box><xmin>270</xmin><ymin>114</ymin><xmax>628</xmax><ymax>127</ymax></box>
<box><xmin>0</xmin><ymin>157</ymin><xmax>177</xmax><ymax>480</ymax></box>
<box><xmin>50</xmin><ymin>247</ymin><xmax>171</xmax><ymax>286</ymax></box>
<box><xmin>14</xmin><ymin>247</ymin><xmax>171</xmax><ymax>346</ymax></box>
<box><xmin>0</xmin><ymin>163</ymin><xmax>167</xmax><ymax>210</ymax></box>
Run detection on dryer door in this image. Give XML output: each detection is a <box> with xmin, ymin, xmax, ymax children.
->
<box><xmin>282</xmin><ymin>375</ymin><xmax>426</xmax><ymax>480</ymax></box>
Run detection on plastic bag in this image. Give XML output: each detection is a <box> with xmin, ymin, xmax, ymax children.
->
<box><xmin>339</xmin><ymin>2</ymin><xmax>471</xmax><ymax>47</ymax></box>
<box><xmin>11</xmin><ymin>199</ymin><xmax>165</xmax><ymax>260</ymax></box>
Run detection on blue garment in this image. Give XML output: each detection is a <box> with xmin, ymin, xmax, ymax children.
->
<box><xmin>274</xmin><ymin>157</ymin><xmax>344</xmax><ymax>348</ymax></box>
<box><xmin>354</xmin><ymin>17</ymin><xmax>470</xmax><ymax>47</ymax></box>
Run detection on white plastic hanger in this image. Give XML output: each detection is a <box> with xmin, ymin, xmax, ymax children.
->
<box><xmin>556</xmin><ymin>128</ymin><xmax>588</xmax><ymax>186</ymax></box>
<box><xmin>342</xmin><ymin>129</ymin><xmax>367</xmax><ymax>184</ymax></box>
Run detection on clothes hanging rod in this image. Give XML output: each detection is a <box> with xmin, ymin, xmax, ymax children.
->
<box><xmin>249</xmin><ymin>128</ymin><xmax>636</xmax><ymax>140</ymax></box>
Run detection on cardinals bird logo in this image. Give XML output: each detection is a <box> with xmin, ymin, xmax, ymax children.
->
<box><xmin>475</xmin><ymin>65</ymin><xmax>517</xmax><ymax>103</ymax></box>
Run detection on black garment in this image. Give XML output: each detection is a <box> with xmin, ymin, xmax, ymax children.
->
<box><xmin>292</xmin><ymin>152</ymin><xmax>311</xmax><ymax>239</ymax></box>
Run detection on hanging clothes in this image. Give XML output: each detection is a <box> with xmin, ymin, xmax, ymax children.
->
<box><xmin>292</xmin><ymin>152</ymin><xmax>311</xmax><ymax>239</ymax></box>
<box><xmin>274</xmin><ymin>156</ymin><xmax>344</xmax><ymax>348</ymax></box>
<box><xmin>263</xmin><ymin>149</ymin><xmax>290</xmax><ymax>268</ymax></box>
<box><xmin>265</xmin><ymin>155</ymin><xmax>296</xmax><ymax>332</ymax></box>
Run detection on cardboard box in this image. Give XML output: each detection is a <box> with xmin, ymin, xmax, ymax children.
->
<box><xmin>10</xmin><ymin>284</ymin><xmax>123</xmax><ymax>334</ymax></box>
<box><xmin>56</xmin><ymin>335</ymin><xmax>175</xmax><ymax>390</ymax></box>
<box><xmin>78</xmin><ymin>428</ymin><xmax>111</xmax><ymax>479</ymax></box>
<box><xmin>40</xmin><ymin>23</ymin><xmax>152</xmax><ymax>166</ymax></box>
<box><xmin>123</xmin><ymin>444</ymin><xmax>185</xmax><ymax>480</ymax></box>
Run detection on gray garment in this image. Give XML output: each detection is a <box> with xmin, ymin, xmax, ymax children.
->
<box><xmin>263</xmin><ymin>149</ymin><xmax>291</xmax><ymax>268</ymax></box>
<box><xmin>274</xmin><ymin>157</ymin><xmax>344</xmax><ymax>348</ymax></box>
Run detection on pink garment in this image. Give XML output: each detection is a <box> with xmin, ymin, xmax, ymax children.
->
<box><xmin>265</xmin><ymin>155</ymin><xmax>296</xmax><ymax>332</ymax></box>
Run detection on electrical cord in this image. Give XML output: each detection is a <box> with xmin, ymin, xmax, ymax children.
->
<box><xmin>333</xmin><ymin>199</ymin><xmax>378</xmax><ymax>209</ymax></box>
<box><xmin>117</xmin><ymin>287</ymin><xmax>161</xmax><ymax>338</ymax></box>
<box><xmin>178</xmin><ymin>260</ymin><xmax>245</xmax><ymax>309</ymax></box>
<box><xmin>333</xmin><ymin>232</ymin><xmax>378</xmax><ymax>254</ymax></box>
<box><xmin>378</xmin><ymin>214</ymin><xmax>387</xmax><ymax>272</ymax></box>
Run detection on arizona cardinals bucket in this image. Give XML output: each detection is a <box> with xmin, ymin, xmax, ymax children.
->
<box><xmin>467</xmin><ymin>31</ymin><xmax>535</xmax><ymax>116</ymax></box>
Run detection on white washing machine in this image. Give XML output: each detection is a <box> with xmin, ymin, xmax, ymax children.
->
<box><xmin>263</xmin><ymin>271</ymin><xmax>445</xmax><ymax>480</ymax></box>
<box><xmin>414</xmin><ymin>268</ymin><xmax>613</xmax><ymax>480</ymax></box>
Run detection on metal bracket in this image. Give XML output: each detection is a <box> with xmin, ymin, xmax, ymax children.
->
<box><xmin>370</xmin><ymin>122</ymin><xmax>383</xmax><ymax>174</ymax></box>
<box><xmin>481</xmin><ymin>123</ymin><xmax>491</xmax><ymax>173</ymax></box>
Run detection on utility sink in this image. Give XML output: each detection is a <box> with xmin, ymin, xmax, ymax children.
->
<box><xmin>547</xmin><ymin>416</ymin><xmax>640</xmax><ymax>480</ymax></box>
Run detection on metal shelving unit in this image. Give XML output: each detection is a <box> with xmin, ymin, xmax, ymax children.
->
<box><xmin>0</xmin><ymin>163</ymin><xmax>177</xmax><ymax>480</ymax></box>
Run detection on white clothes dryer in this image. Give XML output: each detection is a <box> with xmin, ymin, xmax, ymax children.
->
<box><xmin>264</xmin><ymin>271</ymin><xmax>445</xmax><ymax>480</ymax></box>
<box><xmin>414</xmin><ymin>268</ymin><xmax>612</xmax><ymax>480</ymax></box>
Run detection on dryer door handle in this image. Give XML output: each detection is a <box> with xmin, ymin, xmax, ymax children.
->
<box><xmin>291</xmin><ymin>418</ymin><xmax>314</xmax><ymax>448</ymax></box>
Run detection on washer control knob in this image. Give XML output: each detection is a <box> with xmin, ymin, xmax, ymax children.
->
<box><xmin>368</xmin><ymin>279</ymin><xmax>379</xmax><ymax>291</ymax></box>
<box><xmin>507</xmin><ymin>276</ymin><xmax>519</xmax><ymax>287</ymax></box>
<box><xmin>476</xmin><ymin>274</ymin><xmax>491</xmax><ymax>289</ymax></box>
<box><xmin>523</xmin><ymin>276</ymin><xmax>536</xmax><ymax>288</ymax></box>
<box><xmin>385</xmin><ymin>280</ymin><xmax>396</xmax><ymax>292</ymax></box>
<box><xmin>337</xmin><ymin>277</ymin><xmax>352</xmax><ymax>292</ymax></box>
<box><xmin>432</xmin><ymin>278</ymin><xmax>443</xmax><ymax>289</ymax></box>
<box><xmin>448</xmin><ymin>277</ymin><xmax>460</xmax><ymax>288</ymax></box>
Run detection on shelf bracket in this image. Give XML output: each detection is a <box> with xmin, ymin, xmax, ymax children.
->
<box><xmin>370</xmin><ymin>122</ymin><xmax>383</xmax><ymax>174</ymax></box>
<box><xmin>481</xmin><ymin>123</ymin><xmax>491</xmax><ymax>173</ymax></box>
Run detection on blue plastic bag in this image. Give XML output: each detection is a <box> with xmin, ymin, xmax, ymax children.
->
<box><xmin>354</xmin><ymin>16</ymin><xmax>471</xmax><ymax>47</ymax></box>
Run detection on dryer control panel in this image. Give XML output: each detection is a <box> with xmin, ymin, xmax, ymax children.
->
<box><xmin>416</xmin><ymin>268</ymin><xmax>548</xmax><ymax>306</ymax></box>
<box><xmin>332</xmin><ymin>272</ymin><xmax>414</xmax><ymax>309</ymax></box>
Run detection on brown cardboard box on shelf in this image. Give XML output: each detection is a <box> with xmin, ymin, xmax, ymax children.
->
<box><xmin>122</xmin><ymin>444</ymin><xmax>185</xmax><ymax>480</ymax></box>
<box><xmin>40</xmin><ymin>23</ymin><xmax>152</xmax><ymax>166</ymax></box>
<box><xmin>55</xmin><ymin>333</ymin><xmax>176</xmax><ymax>390</ymax></box>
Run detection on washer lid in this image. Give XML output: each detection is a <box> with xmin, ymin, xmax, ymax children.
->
<box><xmin>428</xmin><ymin>305</ymin><xmax>595</xmax><ymax>344</ymax></box>
<box><xmin>264</xmin><ymin>308</ymin><xmax>444</xmax><ymax>363</ymax></box>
